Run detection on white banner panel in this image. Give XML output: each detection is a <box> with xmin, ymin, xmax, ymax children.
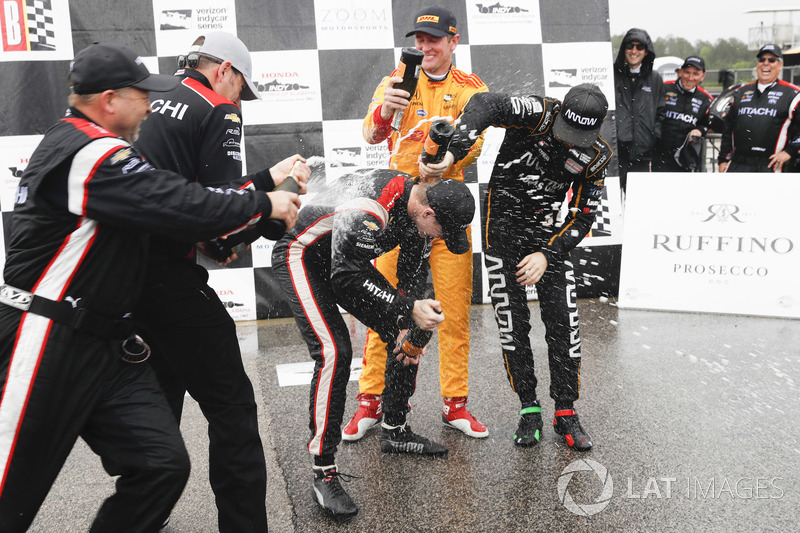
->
<box><xmin>0</xmin><ymin>135</ymin><xmax>40</xmax><ymax>213</ymax></box>
<box><xmin>322</xmin><ymin>119</ymin><xmax>388</xmax><ymax>182</ymax></box>
<box><xmin>619</xmin><ymin>173</ymin><xmax>799</xmax><ymax>318</ymax></box>
<box><xmin>541</xmin><ymin>42</ymin><xmax>615</xmax><ymax>109</ymax></box>
<box><xmin>152</xmin><ymin>0</ymin><xmax>238</xmax><ymax>57</ymax></box>
<box><xmin>465</xmin><ymin>0</ymin><xmax>541</xmax><ymax>45</ymax></box>
<box><xmin>313</xmin><ymin>0</ymin><xmax>393</xmax><ymax>51</ymax></box>
<box><xmin>243</xmin><ymin>50</ymin><xmax>323</xmax><ymax>125</ymax></box>
<box><xmin>206</xmin><ymin>268</ymin><xmax>257</xmax><ymax>321</ymax></box>
<box><xmin>0</xmin><ymin>0</ymin><xmax>72</xmax><ymax>61</ymax></box>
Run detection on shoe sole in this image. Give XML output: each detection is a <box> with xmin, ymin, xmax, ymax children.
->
<box><xmin>380</xmin><ymin>441</ymin><xmax>448</xmax><ymax>456</ymax></box>
<box><xmin>441</xmin><ymin>415</ymin><xmax>489</xmax><ymax>438</ymax></box>
<box><xmin>341</xmin><ymin>414</ymin><xmax>382</xmax><ymax>442</ymax></box>
<box><xmin>311</xmin><ymin>489</ymin><xmax>359</xmax><ymax>522</ymax></box>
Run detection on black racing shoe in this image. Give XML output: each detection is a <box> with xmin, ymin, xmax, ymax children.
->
<box><xmin>312</xmin><ymin>466</ymin><xmax>358</xmax><ymax>520</ymax></box>
<box><xmin>513</xmin><ymin>404</ymin><xmax>543</xmax><ymax>447</ymax></box>
<box><xmin>553</xmin><ymin>409</ymin><xmax>593</xmax><ymax>451</ymax></box>
<box><xmin>380</xmin><ymin>422</ymin><xmax>448</xmax><ymax>456</ymax></box>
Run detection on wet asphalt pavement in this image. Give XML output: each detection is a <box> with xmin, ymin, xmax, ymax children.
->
<box><xmin>29</xmin><ymin>299</ymin><xmax>800</xmax><ymax>532</ymax></box>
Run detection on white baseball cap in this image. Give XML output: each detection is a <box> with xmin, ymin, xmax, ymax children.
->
<box><xmin>190</xmin><ymin>32</ymin><xmax>261</xmax><ymax>101</ymax></box>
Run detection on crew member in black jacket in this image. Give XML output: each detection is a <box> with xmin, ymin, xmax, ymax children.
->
<box><xmin>653</xmin><ymin>56</ymin><xmax>714</xmax><ymax>172</ymax></box>
<box><xmin>718</xmin><ymin>44</ymin><xmax>800</xmax><ymax>173</ymax></box>
<box><xmin>134</xmin><ymin>32</ymin><xmax>308</xmax><ymax>532</ymax></box>
<box><xmin>614</xmin><ymin>28</ymin><xmax>665</xmax><ymax>190</ymax></box>
<box><xmin>423</xmin><ymin>84</ymin><xmax>613</xmax><ymax>453</ymax></box>
<box><xmin>0</xmin><ymin>42</ymin><xmax>287</xmax><ymax>532</ymax></box>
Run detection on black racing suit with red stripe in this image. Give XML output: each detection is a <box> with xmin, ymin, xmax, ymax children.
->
<box><xmin>132</xmin><ymin>68</ymin><xmax>274</xmax><ymax>532</ymax></box>
<box><xmin>653</xmin><ymin>80</ymin><xmax>714</xmax><ymax>171</ymax></box>
<box><xmin>0</xmin><ymin>109</ymin><xmax>270</xmax><ymax>531</ymax></box>
<box><xmin>718</xmin><ymin>80</ymin><xmax>800</xmax><ymax>172</ymax></box>
<box><xmin>448</xmin><ymin>92</ymin><xmax>613</xmax><ymax>408</ymax></box>
<box><xmin>271</xmin><ymin>170</ymin><xmax>430</xmax><ymax>463</ymax></box>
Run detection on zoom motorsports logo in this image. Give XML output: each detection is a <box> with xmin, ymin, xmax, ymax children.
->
<box><xmin>557</xmin><ymin>459</ymin><xmax>613</xmax><ymax>516</ymax></box>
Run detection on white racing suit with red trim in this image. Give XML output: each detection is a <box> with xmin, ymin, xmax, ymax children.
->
<box><xmin>0</xmin><ymin>108</ymin><xmax>270</xmax><ymax>532</ymax></box>
<box><xmin>271</xmin><ymin>170</ymin><xmax>431</xmax><ymax>461</ymax></box>
<box><xmin>448</xmin><ymin>92</ymin><xmax>613</xmax><ymax>407</ymax></box>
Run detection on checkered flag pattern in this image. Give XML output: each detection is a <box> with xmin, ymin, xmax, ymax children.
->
<box><xmin>591</xmin><ymin>187</ymin><xmax>613</xmax><ymax>237</ymax></box>
<box><xmin>0</xmin><ymin>0</ymin><xmax>622</xmax><ymax>320</ymax></box>
<box><xmin>25</xmin><ymin>0</ymin><xmax>56</xmax><ymax>51</ymax></box>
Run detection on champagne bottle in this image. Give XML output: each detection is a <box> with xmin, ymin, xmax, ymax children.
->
<box><xmin>420</xmin><ymin>120</ymin><xmax>454</xmax><ymax>165</ymax></box>
<box><xmin>391</xmin><ymin>47</ymin><xmax>424</xmax><ymax>131</ymax></box>
<box><xmin>205</xmin><ymin>175</ymin><xmax>299</xmax><ymax>260</ymax></box>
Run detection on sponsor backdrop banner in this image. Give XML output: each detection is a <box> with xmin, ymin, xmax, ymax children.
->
<box><xmin>0</xmin><ymin>0</ymin><xmax>621</xmax><ymax>321</ymax></box>
<box><xmin>619</xmin><ymin>173</ymin><xmax>799</xmax><ymax>318</ymax></box>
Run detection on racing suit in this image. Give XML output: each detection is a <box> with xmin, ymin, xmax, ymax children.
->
<box><xmin>133</xmin><ymin>68</ymin><xmax>273</xmax><ymax>532</ymax></box>
<box><xmin>718</xmin><ymin>80</ymin><xmax>800</xmax><ymax>172</ymax></box>
<box><xmin>272</xmin><ymin>170</ymin><xmax>431</xmax><ymax>463</ymax></box>
<box><xmin>448</xmin><ymin>92</ymin><xmax>613</xmax><ymax>408</ymax></box>
<box><xmin>614</xmin><ymin>28</ymin><xmax>665</xmax><ymax>189</ymax></box>
<box><xmin>653</xmin><ymin>80</ymin><xmax>714</xmax><ymax>172</ymax></box>
<box><xmin>0</xmin><ymin>109</ymin><xmax>270</xmax><ymax>532</ymax></box>
<box><xmin>360</xmin><ymin>65</ymin><xmax>487</xmax><ymax>400</ymax></box>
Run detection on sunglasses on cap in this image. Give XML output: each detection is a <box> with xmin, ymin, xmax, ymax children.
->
<box><xmin>625</xmin><ymin>42</ymin><xmax>646</xmax><ymax>51</ymax></box>
<box><xmin>757</xmin><ymin>56</ymin><xmax>779</xmax><ymax>63</ymax></box>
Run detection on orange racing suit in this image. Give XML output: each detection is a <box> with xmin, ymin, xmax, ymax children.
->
<box><xmin>360</xmin><ymin>66</ymin><xmax>487</xmax><ymax>398</ymax></box>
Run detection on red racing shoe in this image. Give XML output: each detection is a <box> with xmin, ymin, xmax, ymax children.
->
<box><xmin>553</xmin><ymin>409</ymin><xmax>593</xmax><ymax>451</ymax></box>
<box><xmin>342</xmin><ymin>393</ymin><xmax>382</xmax><ymax>441</ymax></box>
<box><xmin>442</xmin><ymin>396</ymin><xmax>488</xmax><ymax>438</ymax></box>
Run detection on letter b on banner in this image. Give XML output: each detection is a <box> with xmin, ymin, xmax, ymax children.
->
<box><xmin>2</xmin><ymin>0</ymin><xmax>28</xmax><ymax>51</ymax></box>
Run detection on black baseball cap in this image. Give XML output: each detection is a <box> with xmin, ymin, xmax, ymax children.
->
<box><xmin>757</xmin><ymin>43</ymin><xmax>782</xmax><ymax>59</ymax></box>
<box><xmin>426</xmin><ymin>179</ymin><xmax>474</xmax><ymax>255</ymax></box>
<box><xmin>69</xmin><ymin>42</ymin><xmax>179</xmax><ymax>95</ymax></box>
<box><xmin>681</xmin><ymin>56</ymin><xmax>705</xmax><ymax>72</ymax></box>
<box><xmin>405</xmin><ymin>6</ymin><xmax>458</xmax><ymax>38</ymax></box>
<box><xmin>552</xmin><ymin>84</ymin><xmax>609</xmax><ymax>147</ymax></box>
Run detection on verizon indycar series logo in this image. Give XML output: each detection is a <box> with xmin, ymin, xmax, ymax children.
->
<box><xmin>159</xmin><ymin>9</ymin><xmax>192</xmax><ymax>30</ymax></box>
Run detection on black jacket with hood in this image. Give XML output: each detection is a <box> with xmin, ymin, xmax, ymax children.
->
<box><xmin>614</xmin><ymin>28</ymin><xmax>665</xmax><ymax>160</ymax></box>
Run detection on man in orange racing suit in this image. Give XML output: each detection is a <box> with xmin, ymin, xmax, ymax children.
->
<box><xmin>346</xmin><ymin>5</ymin><xmax>489</xmax><ymax>441</ymax></box>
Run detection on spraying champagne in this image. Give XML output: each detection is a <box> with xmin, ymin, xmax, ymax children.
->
<box><xmin>205</xmin><ymin>174</ymin><xmax>300</xmax><ymax>261</ymax></box>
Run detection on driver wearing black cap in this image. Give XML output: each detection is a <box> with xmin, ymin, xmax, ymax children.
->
<box><xmin>271</xmin><ymin>172</ymin><xmax>475</xmax><ymax>520</ymax></box>
<box><xmin>429</xmin><ymin>84</ymin><xmax>613</xmax><ymax>452</ymax></box>
<box><xmin>718</xmin><ymin>44</ymin><xmax>800</xmax><ymax>173</ymax></box>
<box><xmin>653</xmin><ymin>55</ymin><xmax>714</xmax><ymax>172</ymax></box>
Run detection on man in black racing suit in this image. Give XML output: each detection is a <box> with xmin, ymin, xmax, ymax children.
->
<box><xmin>133</xmin><ymin>32</ymin><xmax>307</xmax><ymax>532</ymax></box>
<box><xmin>653</xmin><ymin>56</ymin><xmax>714</xmax><ymax>172</ymax></box>
<box><xmin>272</xmin><ymin>170</ymin><xmax>474</xmax><ymax>520</ymax></box>
<box><xmin>0</xmin><ymin>43</ymin><xmax>286</xmax><ymax>532</ymax></box>
<box><xmin>425</xmin><ymin>84</ymin><xmax>613</xmax><ymax>451</ymax></box>
<box><xmin>718</xmin><ymin>44</ymin><xmax>800</xmax><ymax>173</ymax></box>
